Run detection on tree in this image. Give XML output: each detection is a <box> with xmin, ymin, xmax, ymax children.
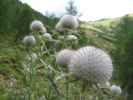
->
<box><xmin>16</xmin><ymin>3</ymin><xmax>34</xmax><ymax>40</ymax></box>
<box><xmin>113</xmin><ymin>14</ymin><xmax>133</xmax><ymax>100</ymax></box>
<box><xmin>65</xmin><ymin>0</ymin><xmax>78</xmax><ymax>16</ymax></box>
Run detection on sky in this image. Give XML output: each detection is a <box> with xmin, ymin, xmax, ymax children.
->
<box><xmin>20</xmin><ymin>0</ymin><xmax>133</xmax><ymax>21</ymax></box>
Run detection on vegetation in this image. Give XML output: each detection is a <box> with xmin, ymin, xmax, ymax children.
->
<box><xmin>113</xmin><ymin>14</ymin><xmax>133</xmax><ymax>100</ymax></box>
<box><xmin>0</xmin><ymin>0</ymin><xmax>58</xmax><ymax>42</ymax></box>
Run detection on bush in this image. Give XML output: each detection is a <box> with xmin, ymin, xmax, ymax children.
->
<box><xmin>113</xmin><ymin>14</ymin><xmax>133</xmax><ymax>100</ymax></box>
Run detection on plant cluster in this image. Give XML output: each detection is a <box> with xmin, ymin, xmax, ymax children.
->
<box><xmin>1</xmin><ymin>15</ymin><xmax>123</xmax><ymax>100</ymax></box>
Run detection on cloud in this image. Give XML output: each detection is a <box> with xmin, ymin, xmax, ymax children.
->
<box><xmin>78</xmin><ymin>0</ymin><xmax>133</xmax><ymax>20</ymax></box>
<box><xmin>20</xmin><ymin>0</ymin><xmax>69</xmax><ymax>16</ymax></box>
<box><xmin>20</xmin><ymin>0</ymin><xmax>133</xmax><ymax>21</ymax></box>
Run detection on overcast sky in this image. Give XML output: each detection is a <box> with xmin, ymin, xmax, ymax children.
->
<box><xmin>20</xmin><ymin>0</ymin><xmax>133</xmax><ymax>21</ymax></box>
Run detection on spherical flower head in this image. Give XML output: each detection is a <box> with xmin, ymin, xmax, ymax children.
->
<box><xmin>55</xmin><ymin>15</ymin><xmax>79</xmax><ymax>31</ymax></box>
<box><xmin>56</xmin><ymin>49</ymin><xmax>75</xmax><ymax>66</ymax></box>
<box><xmin>68</xmin><ymin>46</ymin><xmax>113</xmax><ymax>84</ymax></box>
<box><xmin>66</xmin><ymin>35</ymin><xmax>78</xmax><ymax>41</ymax></box>
<box><xmin>22</xmin><ymin>35</ymin><xmax>36</xmax><ymax>46</ymax></box>
<box><xmin>31</xmin><ymin>53</ymin><xmax>38</xmax><ymax>61</ymax></box>
<box><xmin>110</xmin><ymin>85</ymin><xmax>122</xmax><ymax>95</ymax></box>
<box><xmin>40</xmin><ymin>27</ymin><xmax>47</xmax><ymax>34</ymax></box>
<box><xmin>55</xmin><ymin>22</ymin><xmax>64</xmax><ymax>32</ymax></box>
<box><xmin>30</xmin><ymin>20</ymin><xmax>46</xmax><ymax>32</ymax></box>
<box><xmin>42</xmin><ymin>33</ymin><xmax>52</xmax><ymax>40</ymax></box>
<box><xmin>26</xmin><ymin>53</ymin><xmax>38</xmax><ymax>61</ymax></box>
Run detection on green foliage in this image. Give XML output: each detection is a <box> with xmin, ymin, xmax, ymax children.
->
<box><xmin>0</xmin><ymin>0</ymin><xmax>19</xmax><ymax>33</ymax></box>
<box><xmin>0</xmin><ymin>0</ymin><xmax>58</xmax><ymax>42</ymax></box>
<box><xmin>16</xmin><ymin>3</ymin><xmax>34</xmax><ymax>39</ymax></box>
<box><xmin>113</xmin><ymin>14</ymin><xmax>133</xmax><ymax>99</ymax></box>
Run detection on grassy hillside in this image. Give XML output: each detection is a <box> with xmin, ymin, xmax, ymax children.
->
<box><xmin>0</xmin><ymin>0</ymin><xmax>58</xmax><ymax>45</ymax></box>
<box><xmin>82</xmin><ymin>14</ymin><xmax>133</xmax><ymax>99</ymax></box>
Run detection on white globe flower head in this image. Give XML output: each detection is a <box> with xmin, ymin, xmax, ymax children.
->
<box><xmin>30</xmin><ymin>20</ymin><xmax>46</xmax><ymax>32</ymax></box>
<box><xmin>66</xmin><ymin>35</ymin><xmax>78</xmax><ymax>41</ymax></box>
<box><xmin>55</xmin><ymin>22</ymin><xmax>64</xmax><ymax>32</ymax></box>
<box><xmin>110</xmin><ymin>85</ymin><xmax>122</xmax><ymax>95</ymax></box>
<box><xmin>56</xmin><ymin>49</ymin><xmax>75</xmax><ymax>66</ymax></box>
<box><xmin>26</xmin><ymin>53</ymin><xmax>38</xmax><ymax>61</ymax></box>
<box><xmin>40</xmin><ymin>27</ymin><xmax>47</xmax><ymax>34</ymax></box>
<box><xmin>55</xmin><ymin>15</ymin><xmax>79</xmax><ymax>31</ymax></box>
<box><xmin>42</xmin><ymin>33</ymin><xmax>52</xmax><ymax>40</ymax></box>
<box><xmin>22</xmin><ymin>35</ymin><xmax>36</xmax><ymax>46</ymax></box>
<box><xmin>68</xmin><ymin>46</ymin><xmax>113</xmax><ymax>84</ymax></box>
<box><xmin>31</xmin><ymin>53</ymin><xmax>38</xmax><ymax>61</ymax></box>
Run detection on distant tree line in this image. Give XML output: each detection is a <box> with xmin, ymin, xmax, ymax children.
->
<box><xmin>113</xmin><ymin>14</ymin><xmax>133</xmax><ymax>100</ymax></box>
<box><xmin>0</xmin><ymin>0</ymin><xmax>58</xmax><ymax>41</ymax></box>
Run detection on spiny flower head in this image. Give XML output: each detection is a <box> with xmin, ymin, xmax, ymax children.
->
<box><xmin>22</xmin><ymin>35</ymin><xmax>36</xmax><ymax>46</ymax></box>
<box><xmin>55</xmin><ymin>15</ymin><xmax>79</xmax><ymax>32</ymax></box>
<box><xmin>56</xmin><ymin>49</ymin><xmax>75</xmax><ymax>66</ymax></box>
<box><xmin>42</xmin><ymin>33</ymin><xmax>52</xmax><ymax>40</ymax></box>
<box><xmin>26</xmin><ymin>53</ymin><xmax>38</xmax><ymax>61</ymax></box>
<box><xmin>55</xmin><ymin>22</ymin><xmax>64</xmax><ymax>32</ymax></box>
<box><xmin>68</xmin><ymin>46</ymin><xmax>113</xmax><ymax>84</ymax></box>
<box><xmin>110</xmin><ymin>85</ymin><xmax>122</xmax><ymax>95</ymax></box>
<box><xmin>30</xmin><ymin>20</ymin><xmax>46</xmax><ymax>33</ymax></box>
<box><xmin>40</xmin><ymin>27</ymin><xmax>47</xmax><ymax>34</ymax></box>
<box><xmin>31</xmin><ymin>53</ymin><xmax>38</xmax><ymax>60</ymax></box>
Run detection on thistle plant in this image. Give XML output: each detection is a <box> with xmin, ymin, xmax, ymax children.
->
<box><xmin>3</xmin><ymin>16</ymin><xmax>124</xmax><ymax>100</ymax></box>
<box><xmin>56</xmin><ymin>49</ymin><xmax>75</xmax><ymax>66</ymax></box>
<box><xmin>42</xmin><ymin>33</ymin><xmax>52</xmax><ymax>40</ymax></box>
<box><xmin>20</xmin><ymin>20</ymin><xmax>64</xmax><ymax>100</ymax></box>
<box><xmin>66</xmin><ymin>34</ymin><xmax>78</xmax><ymax>48</ymax></box>
<box><xmin>30</xmin><ymin>20</ymin><xmax>47</xmax><ymax>33</ymax></box>
<box><xmin>55</xmin><ymin>15</ymin><xmax>79</xmax><ymax>32</ymax></box>
<box><xmin>55</xmin><ymin>46</ymin><xmax>123</xmax><ymax>100</ymax></box>
<box><xmin>54</xmin><ymin>14</ymin><xmax>81</xmax><ymax>49</ymax></box>
<box><xmin>22</xmin><ymin>35</ymin><xmax>36</xmax><ymax>47</ymax></box>
<box><xmin>110</xmin><ymin>85</ymin><xmax>122</xmax><ymax>95</ymax></box>
<box><xmin>68</xmin><ymin>46</ymin><xmax>113</xmax><ymax>84</ymax></box>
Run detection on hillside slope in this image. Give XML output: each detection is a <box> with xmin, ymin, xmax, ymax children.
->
<box><xmin>0</xmin><ymin>0</ymin><xmax>58</xmax><ymax>43</ymax></box>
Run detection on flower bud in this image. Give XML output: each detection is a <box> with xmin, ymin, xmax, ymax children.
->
<box><xmin>22</xmin><ymin>35</ymin><xmax>36</xmax><ymax>46</ymax></box>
